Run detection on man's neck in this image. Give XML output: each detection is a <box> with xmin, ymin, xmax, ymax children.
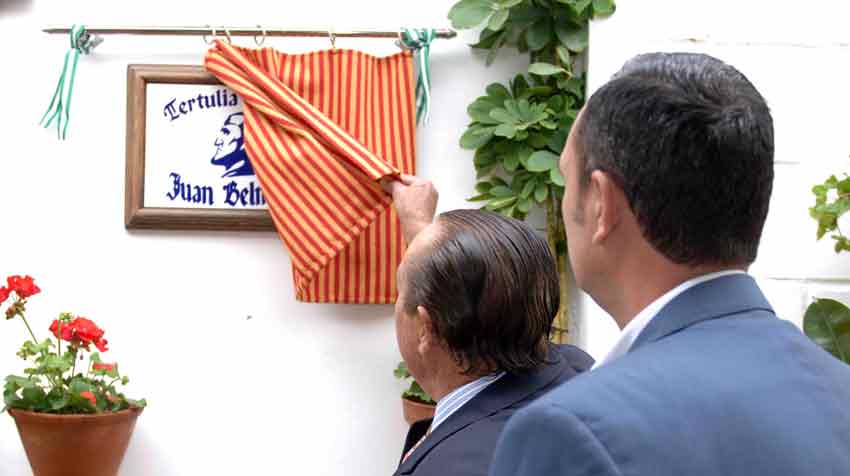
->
<box><xmin>424</xmin><ymin>367</ymin><xmax>489</xmax><ymax>403</ymax></box>
<box><xmin>607</xmin><ymin>263</ymin><xmax>747</xmax><ymax>330</ymax></box>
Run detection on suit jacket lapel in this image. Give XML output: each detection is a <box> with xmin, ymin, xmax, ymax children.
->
<box><xmin>395</xmin><ymin>345</ymin><xmax>574</xmax><ymax>475</ymax></box>
<box><xmin>630</xmin><ymin>274</ymin><xmax>774</xmax><ymax>352</ymax></box>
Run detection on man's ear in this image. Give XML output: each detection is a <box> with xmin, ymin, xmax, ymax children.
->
<box><xmin>416</xmin><ymin>305</ymin><xmax>435</xmax><ymax>355</ymax></box>
<box><xmin>589</xmin><ymin>170</ymin><xmax>623</xmax><ymax>245</ymax></box>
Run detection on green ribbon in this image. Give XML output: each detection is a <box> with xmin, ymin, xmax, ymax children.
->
<box><xmin>399</xmin><ymin>28</ymin><xmax>436</xmax><ymax>125</ymax></box>
<box><xmin>40</xmin><ymin>25</ymin><xmax>101</xmax><ymax>140</ymax></box>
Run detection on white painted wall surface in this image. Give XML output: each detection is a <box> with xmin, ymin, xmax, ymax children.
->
<box><xmin>1</xmin><ymin>0</ymin><xmax>849</xmax><ymax>474</ymax></box>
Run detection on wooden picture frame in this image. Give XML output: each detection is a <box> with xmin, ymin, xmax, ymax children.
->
<box><xmin>124</xmin><ymin>64</ymin><xmax>274</xmax><ymax>231</ymax></box>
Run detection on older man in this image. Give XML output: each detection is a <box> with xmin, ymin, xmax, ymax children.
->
<box><xmin>489</xmin><ymin>53</ymin><xmax>850</xmax><ymax>475</ymax></box>
<box><xmin>383</xmin><ymin>176</ymin><xmax>592</xmax><ymax>476</ymax></box>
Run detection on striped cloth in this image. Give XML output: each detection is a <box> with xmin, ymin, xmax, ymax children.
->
<box><xmin>205</xmin><ymin>41</ymin><xmax>417</xmax><ymax>304</ymax></box>
<box><xmin>431</xmin><ymin>371</ymin><xmax>506</xmax><ymax>431</ymax></box>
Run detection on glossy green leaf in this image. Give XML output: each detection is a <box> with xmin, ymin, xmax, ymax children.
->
<box><xmin>486</xmin><ymin>83</ymin><xmax>512</xmax><ymax>101</ymax></box>
<box><xmin>527</xmin><ymin>150</ymin><xmax>559</xmax><ymax>172</ymax></box>
<box><xmin>547</xmin><ymin>125</ymin><xmax>569</xmax><ymax>153</ymax></box>
<box><xmin>525</xmin><ymin>19</ymin><xmax>553</xmax><ymax>51</ymax></box>
<box><xmin>489</xmin><ymin>8</ymin><xmax>510</xmax><ymax>31</ymax></box>
<box><xmin>475</xmin><ymin>181</ymin><xmax>494</xmax><ymax>193</ymax></box>
<box><xmin>529</xmin><ymin>62</ymin><xmax>567</xmax><ymax>76</ymax></box>
<box><xmin>534</xmin><ymin>183</ymin><xmax>550</xmax><ymax>202</ymax></box>
<box><xmin>486</xmin><ymin>196</ymin><xmax>518</xmax><ymax>211</ymax></box>
<box><xmin>511</xmin><ymin>74</ymin><xmax>530</xmax><ymax>97</ymax></box>
<box><xmin>592</xmin><ymin>0</ymin><xmax>615</xmax><ymax>15</ymax></box>
<box><xmin>504</xmin><ymin>154</ymin><xmax>520</xmax><ymax>171</ymax></box>
<box><xmin>449</xmin><ymin>0</ymin><xmax>498</xmax><ymax>29</ymax></box>
<box><xmin>489</xmin><ymin>186</ymin><xmax>514</xmax><ymax>197</ymax></box>
<box><xmin>550</xmin><ymin>167</ymin><xmax>566</xmax><ymax>186</ymax></box>
<box><xmin>490</xmin><ymin>107</ymin><xmax>518</xmax><ymax>125</ymax></box>
<box><xmin>520</xmin><ymin>179</ymin><xmax>537</xmax><ymax>198</ymax></box>
<box><xmin>804</xmin><ymin>298</ymin><xmax>850</xmax><ymax>364</ymax></box>
<box><xmin>570</xmin><ymin>0</ymin><xmax>592</xmax><ymax>15</ymax></box>
<box><xmin>468</xmin><ymin>193</ymin><xmax>492</xmax><ymax>202</ymax></box>
<box><xmin>556</xmin><ymin>45</ymin><xmax>571</xmax><ymax>66</ymax></box>
<box><xmin>461</xmin><ymin>126</ymin><xmax>496</xmax><ymax>149</ymax></box>
<box><xmin>517</xmin><ymin>197</ymin><xmax>533</xmax><ymax>213</ymax></box>
<box><xmin>473</xmin><ymin>28</ymin><xmax>504</xmax><ymax>49</ymax></box>
<box><xmin>494</xmin><ymin>123</ymin><xmax>518</xmax><ymax>138</ymax></box>
<box><xmin>556</xmin><ymin>23</ymin><xmax>588</xmax><ymax>51</ymax></box>
<box><xmin>468</xmin><ymin>98</ymin><xmax>501</xmax><ymax>124</ymax></box>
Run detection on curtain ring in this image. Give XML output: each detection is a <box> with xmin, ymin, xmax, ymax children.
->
<box><xmin>224</xmin><ymin>28</ymin><xmax>233</xmax><ymax>44</ymax></box>
<box><xmin>254</xmin><ymin>25</ymin><xmax>266</xmax><ymax>47</ymax></box>
<box><xmin>203</xmin><ymin>25</ymin><xmax>217</xmax><ymax>45</ymax></box>
<box><xmin>328</xmin><ymin>29</ymin><xmax>336</xmax><ymax>49</ymax></box>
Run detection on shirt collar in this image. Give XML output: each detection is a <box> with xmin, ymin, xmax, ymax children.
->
<box><xmin>592</xmin><ymin>270</ymin><xmax>746</xmax><ymax>369</ymax></box>
<box><xmin>430</xmin><ymin>371</ymin><xmax>505</xmax><ymax>431</ymax></box>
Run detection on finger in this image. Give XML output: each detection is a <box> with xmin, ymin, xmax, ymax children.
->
<box><xmin>380</xmin><ymin>178</ymin><xmax>406</xmax><ymax>197</ymax></box>
<box><xmin>379</xmin><ymin>177</ymin><xmax>397</xmax><ymax>195</ymax></box>
<box><xmin>398</xmin><ymin>174</ymin><xmax>417</xmax><ymax>185</ymax></box>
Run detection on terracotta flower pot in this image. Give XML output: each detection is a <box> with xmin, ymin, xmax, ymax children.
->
<box><xmin>9</xmin><ymin>407</ymin><xmax>143</xmax><ymax>476</ymax></box>
<box><xmin>402</xmin><ymin>396</ymin><xmax>435</xmax><ymax>425</ymax></box>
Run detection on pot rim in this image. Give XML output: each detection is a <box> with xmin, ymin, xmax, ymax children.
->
<box><xmin>401</xmin><ymin>395</ymin><xmax>436</xmax><ymax>408</ymax></box>
<box><xmin>8</xmin><ymin>406</ymin><xmax>143</xmax><ymax>424</ymax></box>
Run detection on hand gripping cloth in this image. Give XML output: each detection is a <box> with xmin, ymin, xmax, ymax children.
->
<box><xmin>205</xmin><ymin>40</ymin><xmax>416</xmax><ymax>304</ymax></box>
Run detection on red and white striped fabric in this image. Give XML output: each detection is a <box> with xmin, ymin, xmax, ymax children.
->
<box><xmin>205</xmin><ymin>40</ymin><xmax>416</xmax><ymax>304</ymax></box>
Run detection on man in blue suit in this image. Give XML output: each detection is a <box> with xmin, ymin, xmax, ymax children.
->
<box><xmin>490</xmin><ymin>52</ymin><xmax>850</xmax><ymax>475</ymax></box>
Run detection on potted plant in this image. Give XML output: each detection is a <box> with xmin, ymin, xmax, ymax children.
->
<box><xmin>2</xmin><ymin>275</ymin><xmax>147</xmax><ymax>476</ymax></box>
<box><xmin>394</xmin><ymin>361</ymin><xmax>435</xmax><ymax>425</ymax></box>
<box><xmin>804</xmin><ymin>170</ymin><xmax>850</xmax><ymax>362</ymax></box>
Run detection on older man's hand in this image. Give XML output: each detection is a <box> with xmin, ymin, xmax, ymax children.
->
<box><xmin>381</xmin><ymin>174</ymin><xmax>438</xmax><ymax>245</ymax></box>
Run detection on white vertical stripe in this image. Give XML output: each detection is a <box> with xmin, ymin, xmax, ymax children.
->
<box><xmin>431</xmin><ymin>372</ymin><xmax>506</xmax><ymax>431</ymax></box>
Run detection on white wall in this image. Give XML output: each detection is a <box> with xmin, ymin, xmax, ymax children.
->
<box><xmin>3</xmin><ymin>0</ymin><xmax>850</xmax><ymax>474</ymax></box>
<box><xmin>579</xmin><ymin>0</ymin><xmax>850</xmax><ymax>358</ymax></box>
<box><xmin>0</xmin><ymin>1</ymin><xmax>526</xmax><ymax>475</ymax></box>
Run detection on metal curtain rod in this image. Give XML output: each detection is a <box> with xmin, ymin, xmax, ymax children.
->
<box><xmin>42</xmin><ymin>25</ymin><xmax>457</xmax><ymax>40</ymax></box>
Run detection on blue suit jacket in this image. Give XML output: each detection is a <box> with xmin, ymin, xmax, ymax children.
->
<box><xmin>393</xmin><ymin>344</ymin><xmax>593</xmax><ymax>476</ymax></box>
<box><xmin>491</xmin><ymin>274</ymin><xmax>850</xmax><ymax>476</ymax></box>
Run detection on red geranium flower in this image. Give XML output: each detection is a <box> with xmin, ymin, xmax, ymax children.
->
<box><xmin>93</xmin><ymin>362</ymin><xmax>115</xmax><ymax>372</ymax></box>
<box><xmin>6</xmin><ymin>275</ymin><xmax>40</xmax><ymax>299</ymax></box>
<box><xmin>0</xmin><ymin>286</ymin><xmax>10</xmax><ymax>303</ymax></box>
<box><xmin>95</xmin><ymin>338</ymin><xmax>109</xmax><ymax>352</ymax></box>
<box><xmin>49</xmin><ymin>319</ymin><xmax>74</xmax><ymax>341</ymax></box>
<box><xmin>71</xmin><ymin>317</ymin><xmax>105</xmax><ymax>344</ymax></box>
<box><xmin>80</xmin><ymin>391</ymin><xmax>97</xmax><ymax>406</ymax></box>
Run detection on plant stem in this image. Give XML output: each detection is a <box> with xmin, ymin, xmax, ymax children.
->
<box><xmin>546</xmin><ymin>191</ymin><xmax>570</xmax><ymax>344</ymax></box>
<box><xmin>19</xmin><ymin>311</ymin><xmax>39</xmax><ymax>345</ymax></box>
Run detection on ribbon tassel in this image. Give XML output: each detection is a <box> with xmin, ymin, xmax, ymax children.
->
<box><xmin>400</xmin><ymin>28</ymin><xmax>436</xmax><ymax>125</ymax></box>
<box><xmin>40</xmin><ymin>25</ymin><xmax>100</xmax><ymax>140</ymax></box>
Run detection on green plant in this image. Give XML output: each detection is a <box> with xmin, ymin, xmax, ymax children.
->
<box><xmin>803</xmin><ymin>298</ymin><xmax>850</xmax><ymax>364</ymax></box>
<box><xmin>804</xmin><ymin>172</ymin><xmax>850</xmax><ymax>363</ymax></box>
<box><xmin>394</xmin><ymin>361</ymin><xmax>434</xmax><ymax>405</ymax></box>
<box><xmin>449</xmin><ymin>0</ymin><xmax>615</xmax><ymax>342</ymax></box>
<box><xmin>2</xmin><ymin>275</ymin><xmax>146</xmax><ymax>413</ymax></box>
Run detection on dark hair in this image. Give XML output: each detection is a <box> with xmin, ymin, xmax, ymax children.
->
<box><xmin>402</xmin><ymin>209</ymin><xmax>557</xmax><ymax>375</ymax></box>
<box><xmin>575</xmin><ymin>52</ymin><xmax>774</xmax><ymax>265</ymax></box>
